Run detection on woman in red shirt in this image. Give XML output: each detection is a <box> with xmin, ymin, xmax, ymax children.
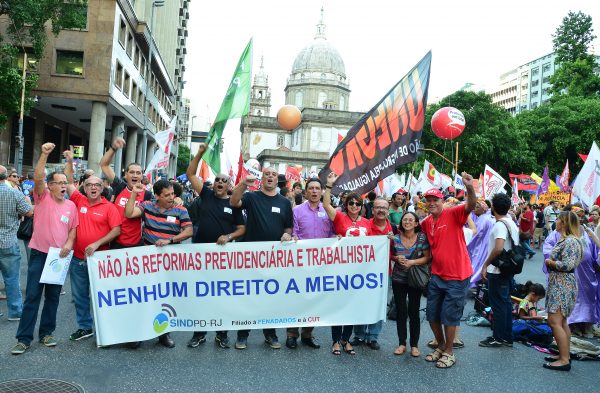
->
<box><xmin>323</xmin><ymin>172</ymin><xmax>372</xmax><ymax>355</ymax></box>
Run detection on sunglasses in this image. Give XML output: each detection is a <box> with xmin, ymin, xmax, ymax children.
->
<box><xmin>214</xmin><ymin>177</ymin><xmax>229</xmax><ymax>184</ymax></box>
<box><xmin>347</xmin><ymin>201</ymin><xmax>361</xmax><ymax>207</ymax></box>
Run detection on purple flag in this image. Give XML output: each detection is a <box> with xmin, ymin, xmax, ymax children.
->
<box><xmin>538</xmin><ymin>165</ymin><xmax>550</xmax><ymax>196</ymax></box>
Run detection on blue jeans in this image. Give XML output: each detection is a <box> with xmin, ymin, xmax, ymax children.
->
<box><xmin>353</xmin><ymin>320</ymin><xmax>383</xmax><ymax>341</ymax></box>
<box><xmin>16</xmin><ymin>249</ymin><xmax>62</xmax><ymax>345</ymax></box>
<box><xmin>520</xmin><ymin>238</ymin><xmax>535</xmax><ymax>256</ymax></box>
<box><xmin>69</xmin><ymin>256</ymin><xmax>93</xmax><ymax>330</ymax></box>
<box><xmin>488</xmin><ymin>273</ymin><xmax>513</xmax><ymax>342</ymax></box>
<box><xmin>0</xmin><ymin>243</ymin><xmax>23</xmax><ymax>318</ymax></box>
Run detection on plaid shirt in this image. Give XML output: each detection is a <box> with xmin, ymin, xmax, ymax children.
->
<box><xmin>0</xmin><ymin>182</ymin><xmax>32</xmax><ymax>248</ymax></box>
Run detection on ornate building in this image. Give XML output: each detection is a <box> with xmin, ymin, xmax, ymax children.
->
<box><xmin>241</xmin><ymin>9</ymin><xmax>364</xmax><ymax>177</ymax></box>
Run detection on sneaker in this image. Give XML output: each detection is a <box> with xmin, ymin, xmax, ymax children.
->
<box><xmin>350</xmin><ymin>337</ymin><xmax>365</xmax><ymax>346</ymax></box>
<box><xmin>265</xmin><ymin>335</ymin><xmax>281</xmax><ymax>349</ymax></box>
<box><xmin>215</xmin><ymin>334</ymin><xmax>230</xmax><ymax>349</ymax></box>
<box><xmin>367</xmin><ymin>340</ymin><xmax>381</xmax><ymax>350</ymax></box>
<box><xmin>187</xmin><ymin>333</ymin><xmax>206</xmax><ymax>348</ymax></box>
<box><xmin>502</xmin><ymin>340</ymin><xmax>513</xmax><ymax>347</ymax></box>
<box><xmin>40</xmin><ymin>335</ymin><xmax>57</xmax><ymax>347</ymax></box>
<box><xmin>8</xmin><ymin>315</ymin><xmax>21</xmax><ymax>321</ymax></box>
<box><xmin>70</xmin><ymin>329</ymin><xmax>94</xmax><ymax>341</ymax></box>
<box><xmin>235</xmin><ymin>337</ymin><xmax>247</xmax><ymax>350</ymax></box>
<box><xmin>592</xmin><ymin>325</ymin><xmax>600</xmax><ymax>338</ymax></box>
<box><xmin>11</xmin><ymin>342</ymin><xmax>29</xmax><ymax>355</ymax></box>
<box><xmin>479</xmin><ymin>336</ymin><xmax>504</xmax><ymax>348</ymax></box>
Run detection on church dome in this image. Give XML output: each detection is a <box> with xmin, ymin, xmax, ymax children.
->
<box><xmin>291</xmin><ymin>39</ymin><xmax>346</xmax><ymax>77</ymax></box>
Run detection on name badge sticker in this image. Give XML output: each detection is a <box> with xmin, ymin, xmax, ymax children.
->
<box><xmin>60</xmin><ymin>215</ymin><xmax>69</xmax><ymax>224</ymax></box>
<box><xmin>272</xmin><ymin>207</ymin><xmax>281</xmax><ymax>213</ymax></box>
<box><xmin>166</xmin><ymin>216</ymin><xmax>177</xmax><ymax>223</ymax></box>
<box><xmin>224</xmin><ymin>207</ymin><xmax>232</xmax><ymax>214</ymax></box>
<box><xmin>317</xmin><ymin>211</ymin><xmax>326</xmax><ymax>218</ymax></box>
<box><xmin>80</xmin><ymin>207</ymin><xmax>88</xmax><ymax>214</ymax></box>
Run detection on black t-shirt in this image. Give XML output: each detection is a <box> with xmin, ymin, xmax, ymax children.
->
<box><xmin>535</xmin><ymin>211</ymin><xmax>545</xmax><ymax>228</ymax></box>
<box><xmin>190</xmin><ymin>187</ymin><xmax>244</xmax><ymax>243</ymax></box>
<box><xmin>241</xmin><ymin>191</ymin><xmax>293</xmax><ymax>242</ymax></box>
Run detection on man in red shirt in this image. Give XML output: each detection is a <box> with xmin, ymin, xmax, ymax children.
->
<box><xmin>420</xmin><ymin>172</ymin><xmax>476</xmax><ymax>369</ymax></box>
<box><xmin>518</xmin><ymin>203</ymin><xmax>536</xmax><ymax>259</ymax></box>
<box><xmin>99</xmin><ymin>137</ymin><xmax>153</xmax><ymax>248</ymax></box>
<box><xmin>64</xmin><ymin>151</ymin><xmax>121</xmax><ymax>342</ymax></box>
<box><xmin>351</xmin><ymin>197</ymin><xmax>393</xmax><ymax>350</ymax></box>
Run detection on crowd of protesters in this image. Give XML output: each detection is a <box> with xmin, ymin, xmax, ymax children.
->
<box><xmin>1</xmin><ymin>140</ymin><xmax>599</xmax><ymax>372</ymax></box>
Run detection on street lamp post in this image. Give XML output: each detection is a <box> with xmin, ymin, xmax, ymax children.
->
<box><xmin>14</xmin><ymin>52</ymin><xmax>27</xmax><ymax>174</ymax></box>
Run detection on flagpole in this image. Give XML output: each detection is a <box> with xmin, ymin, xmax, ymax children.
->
<box><xmin>406</xmin><ymin>160</ymin><xmax>419</xmax><ymax>194</ymax></box>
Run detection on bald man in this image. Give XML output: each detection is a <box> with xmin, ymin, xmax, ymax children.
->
<box><xmin>64</xmin><ymin>150</ymin><xmax>121</xmax><ymax>341</ymax></box>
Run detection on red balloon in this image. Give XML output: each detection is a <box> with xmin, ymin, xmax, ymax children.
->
<box><xmin>431</xmin><ymin>107</ymin><xmax>465</xmax><ymax>140</ymax></box>
<box><xmin>277</xmin><ymin>105</ymin><xmax>302</xmax><ymax>130</ymax></box>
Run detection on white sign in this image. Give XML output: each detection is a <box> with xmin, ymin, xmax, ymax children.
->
<box><xmin>88</xmin><ymin>236</ymin><xmax>390</xmax><ymax>346</ymax></box>
<box><xmin>40</xmin><ymin>247</ymin><xmax>73</xmax><ymax>285</ymax></box>
<box><xmin>483</xmin><ymin>164</ymin><xmax>507</xmax><ymax>200</ymax></box>
<box><xmin>572</xmin><ymin>142</ymin><xmax>600</xmax><ymax>207</ymax></box>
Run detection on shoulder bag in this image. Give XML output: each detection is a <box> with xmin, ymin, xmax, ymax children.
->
<box><xmin>407</xmin><ymin>234</ymin><xmax>431</xmax><ymax>290</ymax></box>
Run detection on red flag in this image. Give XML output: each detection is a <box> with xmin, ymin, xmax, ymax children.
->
<box><xmin>557</xmin><ymin>160</ymin><xmax>570</xmax><ymax>192</ymax></box>
<box><xmin>508</xmin><ymin>173</ymin><xmax>538</xmax><ymax>192</ymax></box>
<box><xmin>198</xmin><ymin>159</ymin><xmax>210</xmax><ymax>181</ymax></box>
<box><xmin>578</xmin><ymin>153</ymin><xmax>588</xmax><ymax>162</ymax></box>
<box><xmin>235</xmin><ymin>151</ymin><xmax>244</xmax><ymax>185</ymax></box>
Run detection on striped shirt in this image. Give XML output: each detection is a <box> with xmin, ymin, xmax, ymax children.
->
<box><xmin>139</xmin><ymin>201</ymin><xmax>191</xmax><ymax>245</ymax></box>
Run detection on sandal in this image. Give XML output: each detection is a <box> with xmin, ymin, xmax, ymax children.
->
<box><xmin>425</xmin><ymin>348</ymin><xmax>444</xmax><ymax>362</ymax></box>
<box><xmin>435</xmin><ymin>352</ymin><xmax>456</xmax><ymax>369</ymax></box>
<box><xmin>331</xmin><ymin>342</ymin><xmax>341</xmax><ymax>356</ymax></box>
<box><xmin>453</xmin><ymin>339</ymin><xmax>465</xmax><ymax>349</ymax></box>
<box><xmin>393</xmin><ymin>345</ymin><xmax>406</xmax><ymax>356</ymax></box>
<box><xmin>341</xmin><ymin>341</ymin><xmax>356</xmax><ymax>355</ymax></box>
<box><xmin>427</xmin><ymin>339</ymin><xmax>438</xmax><ymax>349</ymax></box>
<box><xmin>410</xmin><ymin>347</ymin><xmax>420</xmax><ymax>357</ymax></box>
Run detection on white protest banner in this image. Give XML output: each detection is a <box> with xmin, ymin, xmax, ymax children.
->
<box><xmin>40</xmin><ymin>247</ymin><xmax>73</xmax><ymax>285</ymax></box>
<box><xmin>88</xmin><ymin>236</ymin><xmax>390</xmax><ymax>346</ymax></box>
<box><xmin>483</xmin><ymin>164</ymin><xmax>507</xmax><ymax>200</ymax></box>
<box><xmin>144</xmin><ymin>118</ymin><xmax>176</xmax><ymax>175</ymax></box>
<box><xmin>572</xmin><ymin>142</ymin><xmax>600</xmax><ymax>207</ymax></box>
<box><xmin>454</xmin><ymin>174</ymin><xmax>464</xmax><ymax>190</ymax></box>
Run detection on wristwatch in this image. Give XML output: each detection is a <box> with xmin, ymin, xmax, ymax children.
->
<box><xmin>227</xmin><ymin>234</ymin><xmax>232</xmax><ymax>241</ymax></box>
<box><xmin>169</xmin><ymin>238</ymin><xmax>175</xmax><ymax>244</ymax></box>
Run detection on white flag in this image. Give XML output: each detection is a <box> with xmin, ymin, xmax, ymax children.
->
<box><xmin>483</xmin><ymin>164</ymin><xmax>507</xmax><ymax>200</ymax></box>
<box><xmin>572</xmin><ymin>141</ymin><xmax>600</xmax><ymax>207</ymax></box>
<box><xmin>144</xmin><ymin>118</ymin><xmax>176</xmax><ymax>175</ymax></box>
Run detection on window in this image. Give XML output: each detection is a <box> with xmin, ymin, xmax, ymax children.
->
<box><xmin>114</xmin><ymin>62</ymin><xmax>123</xmax><ymax>89</ymax></box>
<box><xmin>543</xmin><ymin>76</ymin><xmax>550</xmax><ymax>84</ymax></box>
<box><xmin>123</xmin><ymin>72</ymin><xmax>131</xmax><ymax>97</ymax></box>
<box><xmin>531</xmin><ymin>91</ymin><xmax>539</xmax><ymax>98</ymax></box>
<box><xmin>542</xmin><ymin>63</ymin><xmax>551</xmax><ymax>73</ymax></box>
<box><xmin>138</xmin><ymin>91</ymin><xmax>144</xmax><ymax>111</ymax></box>
<box><xmin>56</xmin><ymin>50</ymin><xmax>84</xmax><ymax>75</ymax></box>
<box><xmin>531</xmin><ymin>67</ymin><xmax>539</xmax><ymax>77</ymax></box>
<box><xmin>126</xmin><ymin>33</ymin><xmax>134</xmax><ymax>58</ymax></box>
<box><xmin>531</xmin><ymin>102</ymin><xmax>538</xmax><ymax>109</ymax></box>
<box><xmin>277</xmin><ymin>134</ymin><xmax>284</xmax><ymax>147</ymax></box>
<box><xmin>119</xmin><ymin>19</ymin><xmax>127</xmax><ymax>47</ymax></box>
<box><xmin>531</xmin><ymin>79</ymin><xmax>539</xmax><ymax>87</ymax></box>
<box><xmin>16</xmin><ymin>48</ymin><xmax>38</xmax><ymax>73</ymax></box>
<box><xmin>133</xmin><ymin>45</ymin><xmax>140</xmax><ymax>68</ymax></box>
<box><xmin>66</xmin><ymin>3</ymin><xmax>88</xmax><ymax>29</ymax></box>
<box><xmin>318</xmin><ymin>92</ymin><xmax>327</xmax><ymax>108</ymax></box>
<box><xmin>131</xmin><ymin>82</ymin><xmax>138</xmax><ymax>106</ymax></box>
<box><xmin>339</xmin><ymin>96</ymin><xmax>345</xmax><ymax>110</ymax></box>
<box><xmin>521</xmin><ymin>83</ymin><xmax>528</xmax><ymax>90</ymax></box>
<box><xmin>294</xmin><ymin>92</ymin><xmax>303</xmax><ymax>107</ymax></box>
<box><xmin>140</xmin><ymin>57</ymin><xmax>146</xmax><ymax>79</ymax></box>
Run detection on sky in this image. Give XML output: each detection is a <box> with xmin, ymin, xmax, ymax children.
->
<box><xmin>183</xmin><ymin>0</ymin><xmax>599</xmax><ymax>130</ymax></box>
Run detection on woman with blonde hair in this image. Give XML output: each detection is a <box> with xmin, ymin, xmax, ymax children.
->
<box><xmin>543</xmin><ymin>210</ymin><xmax>584</xmax><ymax>371</ymax></box>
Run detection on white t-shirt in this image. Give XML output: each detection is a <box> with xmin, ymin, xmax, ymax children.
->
<box><xmin>486</xmin><ymin>217</ymin><xmax>519</xmax><ymax>274</ymax></box>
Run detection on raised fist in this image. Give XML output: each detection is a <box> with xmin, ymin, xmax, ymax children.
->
<box><xmin>63</xmin><ymin>150</ymin><xmax>74</xmax><ymax>162</ymax></box>
<box><xmin>132</xmin><ymin>182</ymin><xmax>145</xmax><ymax>194</ymax></box>
<box><xmin>112</xmin><ymin>137</ymin><xmax>126</xmax><ymax>150</ymax></box>
<box><xmin>326</xmin><ymin>172</ymin><xmax>339</xmax><ymax>187</ymax></box>
<box><xmin>41</xmin><ymin>143</ymin><xmax>55</xmax><ymax>154</ymax></box>
<box><xmin>243</xmin><ymin>175</ymin><xmax>256</xmax><ymax>187</ymax></box>
<box><xmin>197</xmin><ymin>143</ymin><xmax>207</xmax><ymax>155</ymax></box>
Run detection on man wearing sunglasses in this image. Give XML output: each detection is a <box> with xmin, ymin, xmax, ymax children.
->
<box><xmin>230</xmin><ymin>166</ymin><xmax>294</xmax><ymax>350</ymax></box>
<box><xmin>63</xmin><ymin>150</ymin><xmax>121</xmax><ymax>343</ymax></box>
<box><xmin>12</xmin><ymin>143</ymin><xmax>78</xmax><ymax>355</ymax></box>
<box><xmin>184</xmin><ymin>143</ymin><xmax>246</xmax><ymax>349</ymax></box>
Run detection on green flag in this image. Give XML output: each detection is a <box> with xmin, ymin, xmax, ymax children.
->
<box><xmin>203</xmin><ymin>39</ymin><xmax>253</xmax><ymax>175</ymax></box>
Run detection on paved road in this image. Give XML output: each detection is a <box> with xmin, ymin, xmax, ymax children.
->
<box><xmin>0</xmin><ymin>243</ymin><xmax>598</xmax><ymax>393</ymax></box>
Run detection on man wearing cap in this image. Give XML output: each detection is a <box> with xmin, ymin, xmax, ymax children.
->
<box><xmin>420</xmin><ymin>172</ymin><xmax>476</xmax><ymax>369</ymax></box>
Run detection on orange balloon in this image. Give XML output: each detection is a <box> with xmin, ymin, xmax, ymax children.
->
<box><xmin>276</xmin><ymin>105</ymin><xmax>302</xmax><ymax>130</ymax></box>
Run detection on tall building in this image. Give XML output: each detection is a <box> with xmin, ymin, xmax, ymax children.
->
<box><xmin>241</xmin><ymin>9</ymin><xmax>364</xmax><ymax>176</ymax></box>
<box><xmin>180</xmin><ymin>97</ymin><xmax>191</xmax><ymax>148</ymax></box>
<box><xmin>489</xmin><ymin>69</ymin><xmax>518</xmax><ymax>115</ymax></box>
<box><xmin>0</xmin><ymin>0</ymin><xmax>189</xmax><ymax>177</ymax></box>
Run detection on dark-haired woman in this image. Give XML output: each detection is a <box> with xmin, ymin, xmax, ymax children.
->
<box><xmin>323</xmin><ymin>172</ymin><xmax>372</xmax><ymax>356</ymax></box>
<box><xmin>391</xmin><ymin>212</ymin><xmax>431</xmax><ymax>357</ymax></box>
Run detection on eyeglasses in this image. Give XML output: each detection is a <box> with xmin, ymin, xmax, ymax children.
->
<box><xmin>347</xmin><ymin>201</ymin><xmax>361</xmax><ymax>207</ymax></box>
<box><xmin>84</xmin><ymin>183</ymin><xmax>102</xmax><ymax>188</ymax></box>
<box><xmin>214</xmin><ymin>177</ymin><xmax>229</xmax><ymax>184</ymax></box>
<box><xmin>49</xmin><ymin>181</ymin><xmax>68</xmax><ymax>186</ymax></box>
<box><xmin>373</xmin><ymin>206</ymin><xmax>388</xmax><ymax>210</ymax></box>
<box><xmin>9</xmin><ymin>174</ymin><xmax>18</xmax><ymax>177</ymax></box>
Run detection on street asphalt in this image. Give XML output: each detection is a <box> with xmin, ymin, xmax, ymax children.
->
<box><xmin>0</xmin><ymin>242</ymin><xmax>598</xmax><ymax>393</ymax></box>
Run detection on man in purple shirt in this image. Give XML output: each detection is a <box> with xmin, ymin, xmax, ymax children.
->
<box><xmin>286</xmin><ymin>178</ymin><xmax>335</xmax><ymax>349</ymax></box>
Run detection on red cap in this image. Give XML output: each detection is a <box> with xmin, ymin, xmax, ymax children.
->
<box><xmin>424</xmin><ymin>188</ymin><xmax>443</xmax><ymax>199</ymax></box>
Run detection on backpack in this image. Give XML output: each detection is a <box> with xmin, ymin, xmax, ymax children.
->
<box><xmin>491</xmin><ymin>220</ymin><xmax>525</xmax><ymax>277</ymax></box>
<box><xmin>512</xmin><ymin>319</ymin><xmax>553</xmax><ymax>346</ymax></box>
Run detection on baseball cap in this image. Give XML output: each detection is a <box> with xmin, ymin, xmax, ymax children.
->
<box><xmin>424</xmin><ymin>188</ymin><xmax>443</xmax><ymax>199</ymax></box>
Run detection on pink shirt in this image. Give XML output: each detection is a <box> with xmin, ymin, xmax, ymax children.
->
<box><xmin>29</xmin><ymin>189</ymin><xmax>79</xmax><ymax>253</ymax></box>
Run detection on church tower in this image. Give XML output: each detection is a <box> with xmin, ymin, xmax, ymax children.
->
<box><xmin>249</xmin><ymin>56</ymin><xmax>271</xmax><ymax>117</ymax></box>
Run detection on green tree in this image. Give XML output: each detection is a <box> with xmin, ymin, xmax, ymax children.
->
<box><xmin>549</xmin><ymin>11</ymin><xmax>600</xmax><ymax>97</ymax></box>
<box><xmin>418</xmin><ymin>90</ymin><xmax>536</xmax><ymax>179</ymax></box>
<box><xmin>0</xmin><ymin>0</ymin><xmax>87</xmax><ymax>129</ymax></box>
<box><xmin>176</xmin><ymin>143</ymin><xmax>190</xmax><ymax>176</ymax></box>
<box><xmin>515</xmin><ymin>95</ymin><xmax>600</xmax><ymax>177</ymax></box>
